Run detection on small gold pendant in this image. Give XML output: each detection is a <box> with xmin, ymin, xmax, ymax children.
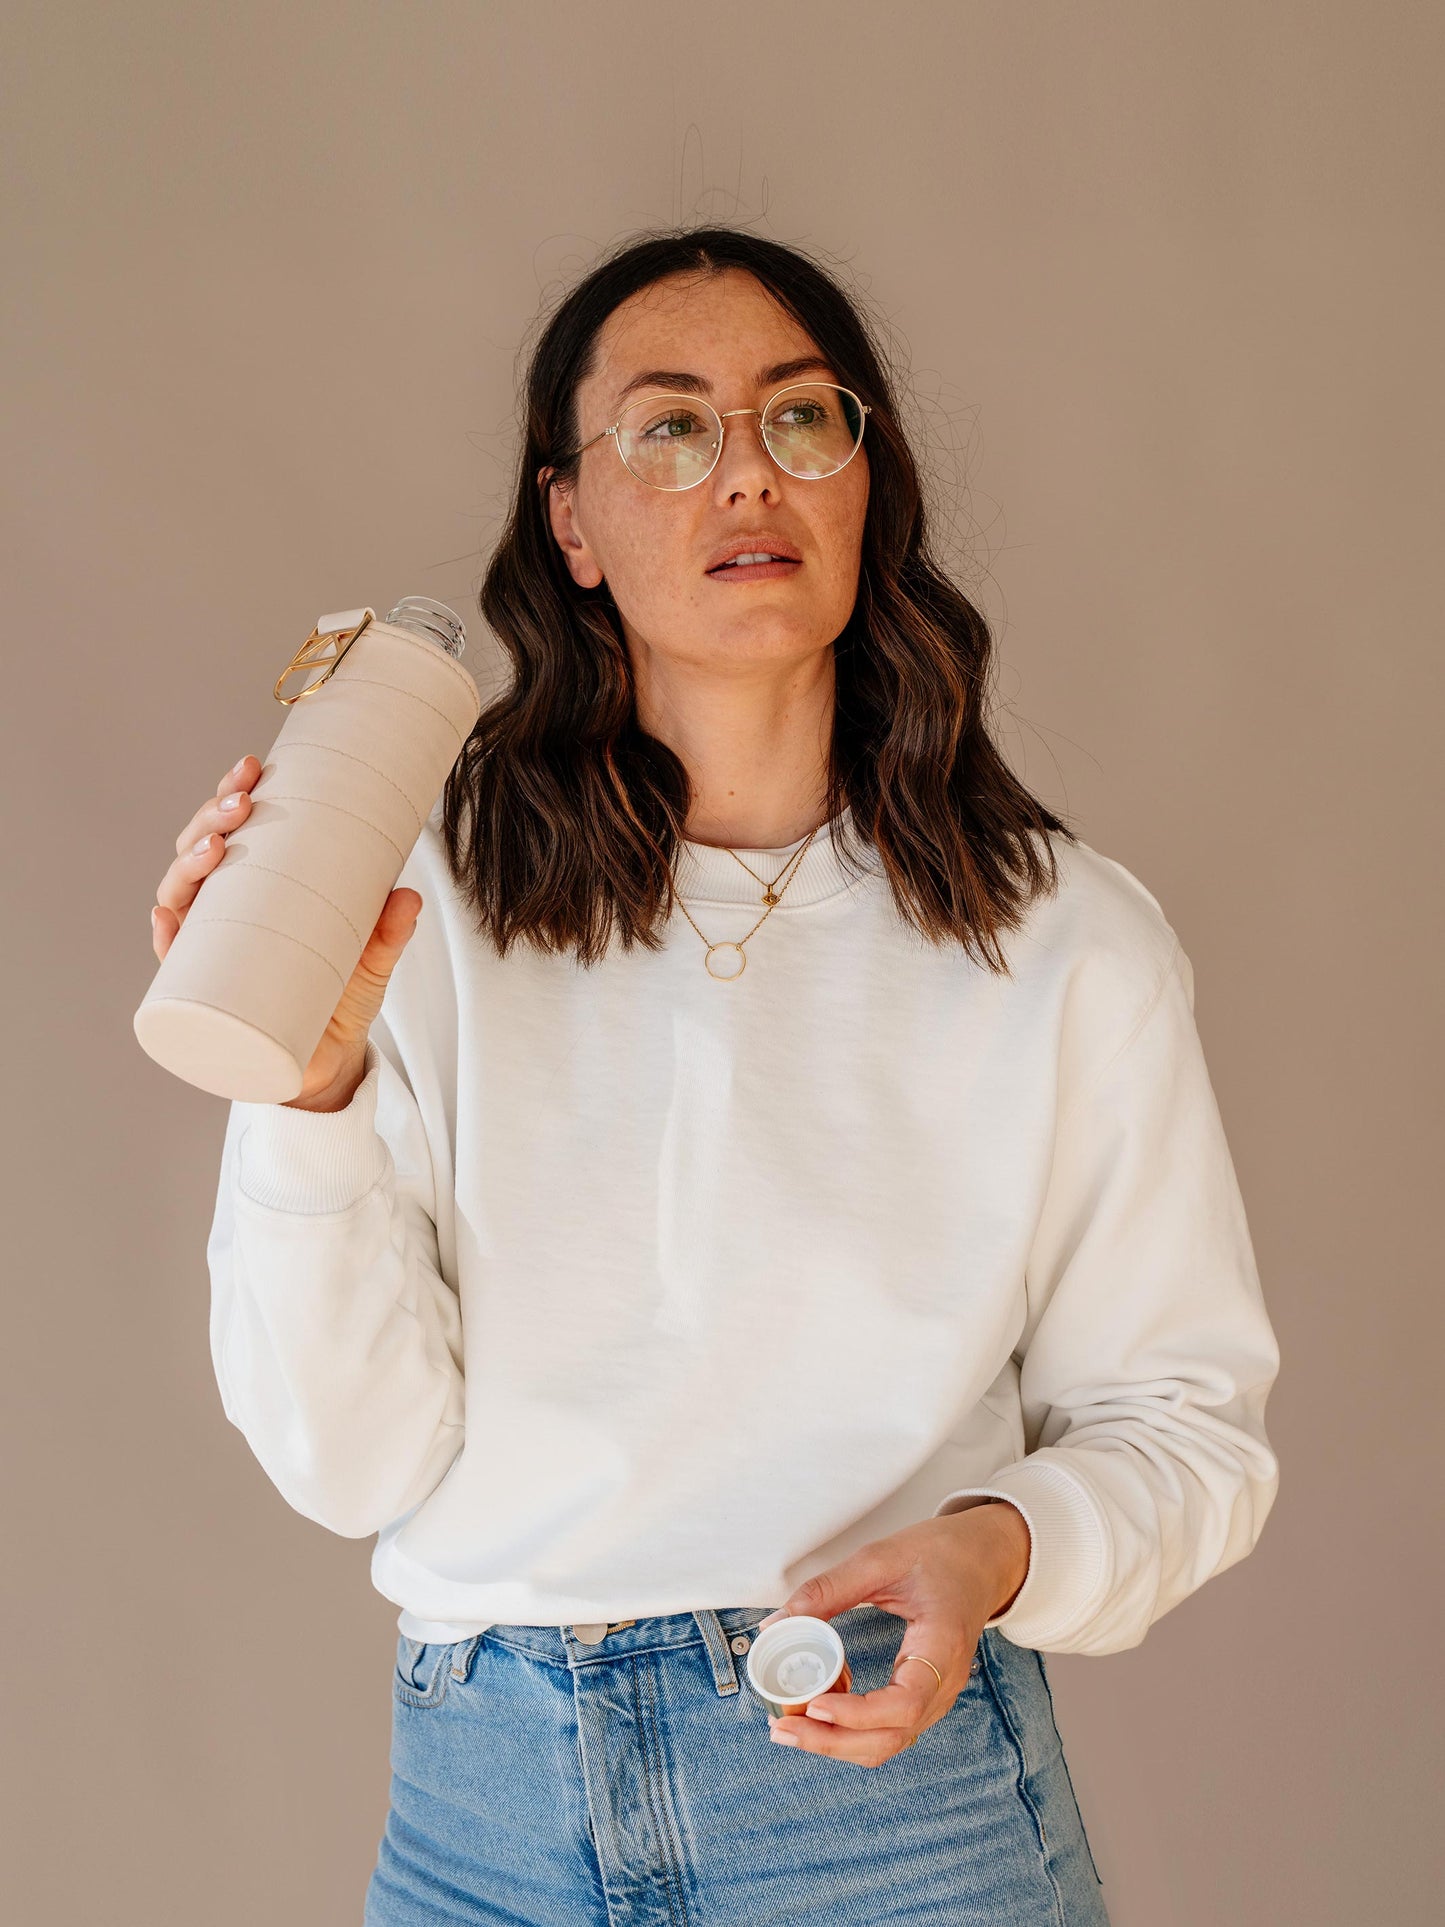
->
<box><xmin>762</xmin><ymin>889</ymin><xmax>779</xmax><ymax>906</ymax></box>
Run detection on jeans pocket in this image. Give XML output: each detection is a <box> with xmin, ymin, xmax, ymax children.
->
<box><xmin>393</xmin><ymin>1636</ymin><xmax>455</xmax><ymax>1710</ymax></box>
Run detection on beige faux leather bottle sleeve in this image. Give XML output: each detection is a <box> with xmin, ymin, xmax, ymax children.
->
<box><xmin>133</xmin><ymin>615</ymin><xmax>482</xmax><ymax>1103</ymax></box>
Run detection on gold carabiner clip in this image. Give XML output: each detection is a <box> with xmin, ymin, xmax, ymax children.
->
<box><xmin>273</xmin><ymin>607</ymin><xmax>376</xmax><ymax>705</ymax></box>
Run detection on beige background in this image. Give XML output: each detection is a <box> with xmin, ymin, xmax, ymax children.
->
<box><xmin>3</xmin><ymin>3</ymin><xmax>1439</xmax><ymax>1921</ymax></box>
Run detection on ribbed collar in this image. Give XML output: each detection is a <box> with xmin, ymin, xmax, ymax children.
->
<box><xmin>671</xmin><ymin>803</ymin><xmax>873</xmax><ymax>908</ymax></box>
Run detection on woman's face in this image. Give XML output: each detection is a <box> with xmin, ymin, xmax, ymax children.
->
<box><xmin>541</xmin><ymin>268</ymin><xmax>870</xmax><ymax>678</ymax></box>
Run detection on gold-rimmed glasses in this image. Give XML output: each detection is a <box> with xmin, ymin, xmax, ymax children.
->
<box><xmin>567</xmin><ymin>382</ymin><xmax>871</xmax><ymax>491</ymax></box>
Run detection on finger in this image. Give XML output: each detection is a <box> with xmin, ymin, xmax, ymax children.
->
<box><xmin>801</xmin><ymin>1668</ymin><xmax>940</xmax><ymax>1734</ymax></box>
<box><xmin>803</xmin><ymin>1617</ymin><xmax>956</xmax><ymax>1733</ymax></box>
<box><xmin>151</xmin><ymin>903</ymin><xmax>179</xmax><ymax>960</ymax></box>
<box><xmin>177</xmin><ymin>770</ymin><xmax>255</xmax><ymax>859</ymax></box>
<box><xmin>770</xmin><ymin>1713</ymin><xmax>922</xmax><ymax>1768</ymax></box>
<box><xmin>215</xmin><ymin>753</ymin><xmax>259</xmax><ymax>798</ymax></box>
<box><xmin>358</xmin><ymin>888</ymin><xmax>423</xmax><ymax>972</ymax></box>
<box><xmin>379</xmin><ymin>886</ymin><xmax>423</xmax><ymax>935</ymax></box>
<box><xmin>325</xmin><ymin>888</ymin><xmax>423</xmax><ymax>1038</ymax></box>
<box><xmin>769</xmin><ymin>1545</ymin><xmax>895</xmax><ymax>1626</ymax></box>
<box><xmin>155</xmin><ymin>829</ymin><xmax>230</xmax><ymax>919</ymax></box>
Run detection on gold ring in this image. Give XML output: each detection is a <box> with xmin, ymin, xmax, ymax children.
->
<box><xmin>893</xmin><ymin>1652</ymin><xmax>944</xmax><ymax>1693</ymax></box>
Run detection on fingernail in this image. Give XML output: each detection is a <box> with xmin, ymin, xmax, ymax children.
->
<box><xmin>769</xmin><ymin>1728</ymin><xmax>799</xmax><ymax>1746</ymax></box>
<box><xmin>193</xmin><ymin>835</ymin><xmax>212</xmax><ymax>854</ymax></box>
<box><xmin>232</xmin><ymin>756</ymin><xmax>248</xmax><ymax>774</ymax></box>
<box><xmin>150</xmin><ymin>906</ymin><xmax>158</xmax><ymax>926</ymax></box>
<box><xmin>758</xmin><ymin>1610</ymin><xmax>787</xmax><ymax>1628</ymax></box>
<box><xmin>804</xmin><ymin>1704</ymin><xmax>834</xmax><ymax>1722</ymax></box>
<box><xmin>219</xmin><ymin>793</ymin><xmax>241</xmax><ymax>811</ymax></box>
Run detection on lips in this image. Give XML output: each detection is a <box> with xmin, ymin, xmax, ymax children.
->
<box><xmin>705</xmin><ymin>536</ymin><xmax>803</xmax><ymax>574</ymax></box>
<box><xmin>706</xmin><ymin>556</ymin><xmax>802</xmax><ymax>582</ymax></box>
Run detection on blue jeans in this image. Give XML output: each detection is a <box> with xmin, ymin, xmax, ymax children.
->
<box><xmin>365</xmin><ymin>1602</ymin><xmax>1110</xmax><ymax>1925</ymax></box>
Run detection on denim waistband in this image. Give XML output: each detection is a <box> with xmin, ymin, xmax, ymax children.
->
<box><xmin>429</xmin><ymin>1604</ymin><xmax>786</xmax><ymax>1698</ymax></box>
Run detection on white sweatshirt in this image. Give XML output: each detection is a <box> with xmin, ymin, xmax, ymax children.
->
<box><xmin>205</xmin><ymin>803</ymin><xmax>1280</xmax><ymax>1655</ymax></box>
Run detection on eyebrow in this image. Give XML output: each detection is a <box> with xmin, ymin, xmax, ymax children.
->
<box><xmin>612</xmin><ymin>355</ymin><xmax>837</xmax><ymax>411</ymax></box>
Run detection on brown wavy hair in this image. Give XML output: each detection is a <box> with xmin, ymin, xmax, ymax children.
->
<box><xmin>441</xmin><ymin>223</ymin><xmax>1074</xmax><ymax>973</ymax></box>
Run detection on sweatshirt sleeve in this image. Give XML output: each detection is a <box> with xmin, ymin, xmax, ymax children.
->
<box><xmin>205</xmin><ymin>1016</ymin><xmax>466</xmax><ymax>1539</ymax></box>
<box><xmin>932</xmin><ymin>940</ymin><xmax>1281</xmax><ymax>1655</ymax></box>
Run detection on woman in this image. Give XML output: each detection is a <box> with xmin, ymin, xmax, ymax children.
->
<box><xmin>158</xmin><ymin>226</ymin><xmax>1281</xmax><ymax>1923</ymax></box>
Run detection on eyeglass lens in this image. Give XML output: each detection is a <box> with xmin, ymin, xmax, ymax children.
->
<box><xmin>616</xmin><ymin>384</ymin><xmax>865</xmax><ymax>489</ymax></box>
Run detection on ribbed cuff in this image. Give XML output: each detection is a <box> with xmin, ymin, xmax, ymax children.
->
<box><xmin>235</xmin><ymin>1039</ymin><xmax>386</xmax><ymax>1213</ymax></box>
<box><xmin>932</xmin><ymin>1451</ymin><xmax>1113</xmax><ymax>1648</ymax></box>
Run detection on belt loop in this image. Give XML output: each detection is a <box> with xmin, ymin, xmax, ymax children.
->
<box><xmin>692</xmin><ymin>1609</ymin><xmax>741</xmax><ymax>1696</ymax></box>
<box><xmin>448</xmin><ymin>1634</ymin><xmax>483</xmax><ymax>1683</ymax></box>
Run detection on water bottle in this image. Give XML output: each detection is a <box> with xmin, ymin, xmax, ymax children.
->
<box><xmin>133</xmin><ymin>597</ymin><xmax>482</xmax><ymax>1102</ymax></box>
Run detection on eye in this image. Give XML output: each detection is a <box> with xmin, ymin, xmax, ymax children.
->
<box><xmin>637</xmin><ymin>407</ymin><xmax>710</xmax><ymax>442</ymax></box>
<box><xmin>771</xmin><ymin>399</ymin><xmax>829</xmax><ymax>427</ymax></box>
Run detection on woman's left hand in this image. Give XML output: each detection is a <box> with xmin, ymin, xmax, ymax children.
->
<box><xmin>759</xmin><ymin>1500</ymin><xmax>1031</xmax><ymax>1768</ymax></box>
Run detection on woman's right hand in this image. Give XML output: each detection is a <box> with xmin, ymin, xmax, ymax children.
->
<box><xmin>151</xmin><ymin>753</ymin><xmax>424</xmax><ymax>1112</ymax></box>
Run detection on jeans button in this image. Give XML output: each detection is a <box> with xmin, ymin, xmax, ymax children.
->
<box><xmin>572</xmin><ymin>1623</ymin><xmax>609</xmax><ymax>1645</ymax></box>
<box><xmin>730</xmin><ymin>1634</ymin><xmax>751</xmax><ymax>1655</ymax></box>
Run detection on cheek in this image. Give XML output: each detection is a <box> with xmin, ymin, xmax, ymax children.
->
<box><xmin>845</xmin><ymin>465</ymin><xmax>870</xmax><ymax>551</ymax></box>
<box><xmin>817</xmin><ymin>462</ymin><xmax>868</xmax><ymax>551</ymax></box>
<box><xmin>601</xmin><ymin>527</ymin><xmax>685</xmax><ymax>608</ymax></box>
<box><xmin>601</xmin><ymin>522</ymin><xmax>706</xmax><ymax>622</ymax></box>
<box><xmin>818</xmin><ymin>493</ymin><xmax>868</xmax><ymax>605</ymax></box>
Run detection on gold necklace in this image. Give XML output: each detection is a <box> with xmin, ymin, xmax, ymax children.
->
<box><xmin>671</xmin><ymin>821</ymin><xmax>824</xmax><ymax>980</ymax></box>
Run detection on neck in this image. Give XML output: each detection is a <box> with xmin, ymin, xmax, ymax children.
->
<box><xmin>627</xmin><ymin>630</ymin><xmax>837</xmax><ymax>850</ymax></box>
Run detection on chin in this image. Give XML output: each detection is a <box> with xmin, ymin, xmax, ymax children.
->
<box><xmin>714</xmin><ymin>622</ymin><xmax>834</xmax><ymax>659</ymax></box>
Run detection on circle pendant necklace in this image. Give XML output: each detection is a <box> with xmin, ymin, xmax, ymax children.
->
<box><xmin>670</xmin><ymin>820</ymin><xmax>824</xmax><ymax>980</ymax></box>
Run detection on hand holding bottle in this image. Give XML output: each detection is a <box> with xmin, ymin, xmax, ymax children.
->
<box><xmin>134</xmin><ymin>599</ymin><xmax>478</xmax><ymax>1104</ymax></box>
<box><xmin>151</xmin><ymin>753</ymin><xmax>423</xmax><ymax>1111</ymax></box>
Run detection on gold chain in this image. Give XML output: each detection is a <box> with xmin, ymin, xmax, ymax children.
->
<box><xmin>669</xmin><ymin>820</ymin><xmax>824</xmax><ymax>980</ymax></box>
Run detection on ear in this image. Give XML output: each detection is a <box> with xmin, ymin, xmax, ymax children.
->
<box><xmin>538</xmin><ymin>465</ymin><xmax>605</xmax><ymax>590</ymax></box>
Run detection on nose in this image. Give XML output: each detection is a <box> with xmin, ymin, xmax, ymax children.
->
<box><xmin>710</xmin><ymin>408</ymin><xmax>781</xmax><ymax>503</ymax></box>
